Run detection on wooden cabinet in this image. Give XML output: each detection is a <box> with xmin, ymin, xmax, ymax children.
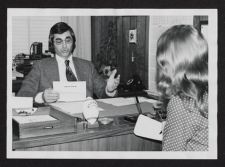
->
<box><xmin>91</xmin><ymin>16</ymin><xmax>149</xmax><ymax>88</ymax></box>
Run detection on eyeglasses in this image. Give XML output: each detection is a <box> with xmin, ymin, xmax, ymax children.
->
<box><xmin>54</xmin><ymin>37</ymin><xmax>73</xmax><ymax>45</ymax></box>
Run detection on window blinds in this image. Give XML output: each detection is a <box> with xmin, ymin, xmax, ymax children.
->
<box><xmin>12</xmin><ymin>16</ymin><xmax>61</xmax><ymax>58</ymax></box>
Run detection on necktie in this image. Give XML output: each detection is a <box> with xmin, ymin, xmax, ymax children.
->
<box><xmin>65</xmin><ymin>60</ymin><xmax>77</xmax><ymax>81</ymax></box>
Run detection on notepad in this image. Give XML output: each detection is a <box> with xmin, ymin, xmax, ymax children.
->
<box><xmin>134</xmin><ymin>114</ymin><xmax>163</xmax><ymax>141</ymax></box>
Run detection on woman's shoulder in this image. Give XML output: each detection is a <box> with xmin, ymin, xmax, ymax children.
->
<box><xmin>167</xmin><ymin>95</ymin><xmax>195</xmax><ymax>114</ymax></box>
<box><xmin>168</xmin><ymin>95</ymin><xmax>183</xmax><ymax>107</ymax></box>
<box><xmin>167</xmin><ymin>95</ymin><xmax>185</xmax><ymax>114</ymax></box>
<box><xmin>168</xmin><ymin>94</ymin><xmax>204</xmax><ymax>115</ymax></box>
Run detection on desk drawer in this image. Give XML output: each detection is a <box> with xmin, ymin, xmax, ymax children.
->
<box><xmin>13</xmin><ymin>119</ymin><xmax>76</xmax><ymax>139</ymax></box>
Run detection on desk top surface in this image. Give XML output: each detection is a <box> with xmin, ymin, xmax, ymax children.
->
<box><xmin>13</xmin><ymin>100</ymin><xmax>158</xmax><ymax>150</ymax></box>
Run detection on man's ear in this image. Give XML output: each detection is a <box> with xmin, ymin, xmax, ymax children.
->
<box><xmin>72</xmin><ymin>43</ymin><xmax>76</xmax><ymax>53</ymax></box>
<box><xmin>48</xmin><ymin>39</ymin><xmax>55</xmax><ymax>53</ymax></box>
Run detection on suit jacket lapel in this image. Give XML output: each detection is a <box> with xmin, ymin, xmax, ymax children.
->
<box><xmin>46</xmin><ymin>58</ymin><xmax>60</xmax><ymax>82</ymax></box>
<box><xmin>72</xmin><ymin>57</ymin><xmax>87</xmax><ymax>81</ymax></box>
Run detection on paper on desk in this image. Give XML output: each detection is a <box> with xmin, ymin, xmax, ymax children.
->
<box><xmin>97</xmin><ymin>97</ymin><xmax>159</xmax><ymax>107</ymax></box>
<box><xmin>13</xmin><ymin>115</ymin><xmax>56</xmax><ymax>124</ymax></box>
<box><xmin>134</xmin><ymin>114</ymin><xmax>163</xmax><ymax>141</ymax></box>
<box><xmin>11</xmin><ymin>97</ymin><xmax>33</xmax><ymax>109</ymax></box>
<box><xmin>53</xmin><ymin>81</ymin><xmax>86</xmax><ymax>102</ymax></box>
<box><xmin>50</xmin><ymin>101</ymin><xmax>104</xmax><ymax>116</ymax></box>
<box><xmin>15</xmin><ymin>108</ymin><xmax>37</xmax><ymax>115</ymax></box>
<box><xmin>50</xmin><ymin>101</ymin><xmax>84</xmax><ymax>115</ymax></box>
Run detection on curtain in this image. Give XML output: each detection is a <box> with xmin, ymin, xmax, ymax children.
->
<box><xmin>61</xmin><ymin>16</ymin><xmax>92</xmax><ymax>61</ymax></box>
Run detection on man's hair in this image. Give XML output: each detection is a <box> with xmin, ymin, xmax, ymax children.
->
<box><xmin>48</xmin><ymin>22</ymin><xmax>76</xmax><ymax>54</ymax></box>
<box><xmin>156</xmin><ymin>25</ymin><xmax>208</xmax><ymax>116</ymax></box>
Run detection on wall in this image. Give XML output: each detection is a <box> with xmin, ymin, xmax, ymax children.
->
<box><xmin>91</xmin><ymin>16</ymin><xmax>149</xmax><ymax>87</ymax></box>
<box><xmin>120</xmin><ymin>16</ymin><xmax>149</xmax><ymax>86</ymax></box>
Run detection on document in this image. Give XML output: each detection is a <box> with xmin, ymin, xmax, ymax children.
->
<box><xmin>134</xmin><ymin>114</ymin><xmax>163</xmax><ymax>141</ymax></box>
<box><xmin>53</xmin><ymin>81</ymin><xmax>86</xmax><ymax>102</ymax></box>
<box><xmin>97</xmin><ymin>97</ymin><xmax>159</xmax><ymax>107</ymax></box>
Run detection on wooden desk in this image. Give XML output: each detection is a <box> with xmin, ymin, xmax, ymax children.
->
<box><xmin>13</xmin><ymin>101</ymin><xmax>162</xmax><ymax>151</ymax></box>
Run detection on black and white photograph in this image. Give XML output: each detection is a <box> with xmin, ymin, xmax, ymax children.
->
<box><xmin>7</xmin><ymin>9</ymin><xmax>217</xmax><ymax>159</ymax></box>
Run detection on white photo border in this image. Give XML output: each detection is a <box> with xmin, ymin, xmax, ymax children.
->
<box><xmin>7</xmin><ymin>8</ymin><xmax>217</xmax><ymax>159</ymax></box>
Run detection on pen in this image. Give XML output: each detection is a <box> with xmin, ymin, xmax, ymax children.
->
<box><xmin>135</xmin><ymin>96</ymin><xmax>143</xmax><ymax>115</ymax></box>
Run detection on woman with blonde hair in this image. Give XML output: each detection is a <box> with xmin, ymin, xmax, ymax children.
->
<box><xmin>156</xmin><ymin>25</ymin><xmax>208</xmax><ymax>151</ymax></box>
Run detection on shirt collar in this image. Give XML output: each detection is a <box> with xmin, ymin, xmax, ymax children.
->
<box><xmin>55</xmin><ymin>54</ymin><xmax>73</xmax><ymax>64</ymax></box>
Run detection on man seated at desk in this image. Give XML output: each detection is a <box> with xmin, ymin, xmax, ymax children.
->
<box><xmin>17</xmin><ymin>22</ymin><xmax>120</xmax><ymax>103</ymax></box>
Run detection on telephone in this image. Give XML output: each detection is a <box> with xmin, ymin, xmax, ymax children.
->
<box><xmin>124</xmin><ymin>74</ymin><xmax>145</xmax><ymax>92</ymax></box>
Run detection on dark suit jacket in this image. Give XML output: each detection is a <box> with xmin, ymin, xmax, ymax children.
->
<box><xmin>17</xmin><ymin>57</ymin><xmax>108</xmax><ymax>99</ymax></box>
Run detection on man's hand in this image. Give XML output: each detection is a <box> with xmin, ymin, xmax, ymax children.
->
<box><xmin>42</xmin><ymin>88</ymin><xmax>59</xmax><ymax>103</ymax></box>
<box><xmin>106</xmin><ymin>69</ymin><xmax>120</xmax><ymax>92</ymax></box>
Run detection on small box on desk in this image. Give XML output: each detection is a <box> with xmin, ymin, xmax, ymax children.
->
<box><xmin>13</xmin><ymin>107</ymin><xmax>75</xmax><ymax>139</ymax></box>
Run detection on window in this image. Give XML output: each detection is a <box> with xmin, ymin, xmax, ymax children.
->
<box><xmin>12</xmin><ymin>16</ymin><xmax>61</xmax><ymax>58</ymax></box>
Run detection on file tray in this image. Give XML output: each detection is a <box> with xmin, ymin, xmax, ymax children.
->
<box><xmin>49</xmin><ymin>101</ymin><xmax>83</xmax><ymax>123</ymax></box>
<box><xmin>13</xmin><ymin>107</ymin><xmax>75</xmax><ymax>139</ymax></box>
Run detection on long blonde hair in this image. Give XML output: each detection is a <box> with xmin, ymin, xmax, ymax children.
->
<box><xmin>156</xmin><ymin>25</ymin><xmax>208</xmax><ymax>117</ymax></box>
